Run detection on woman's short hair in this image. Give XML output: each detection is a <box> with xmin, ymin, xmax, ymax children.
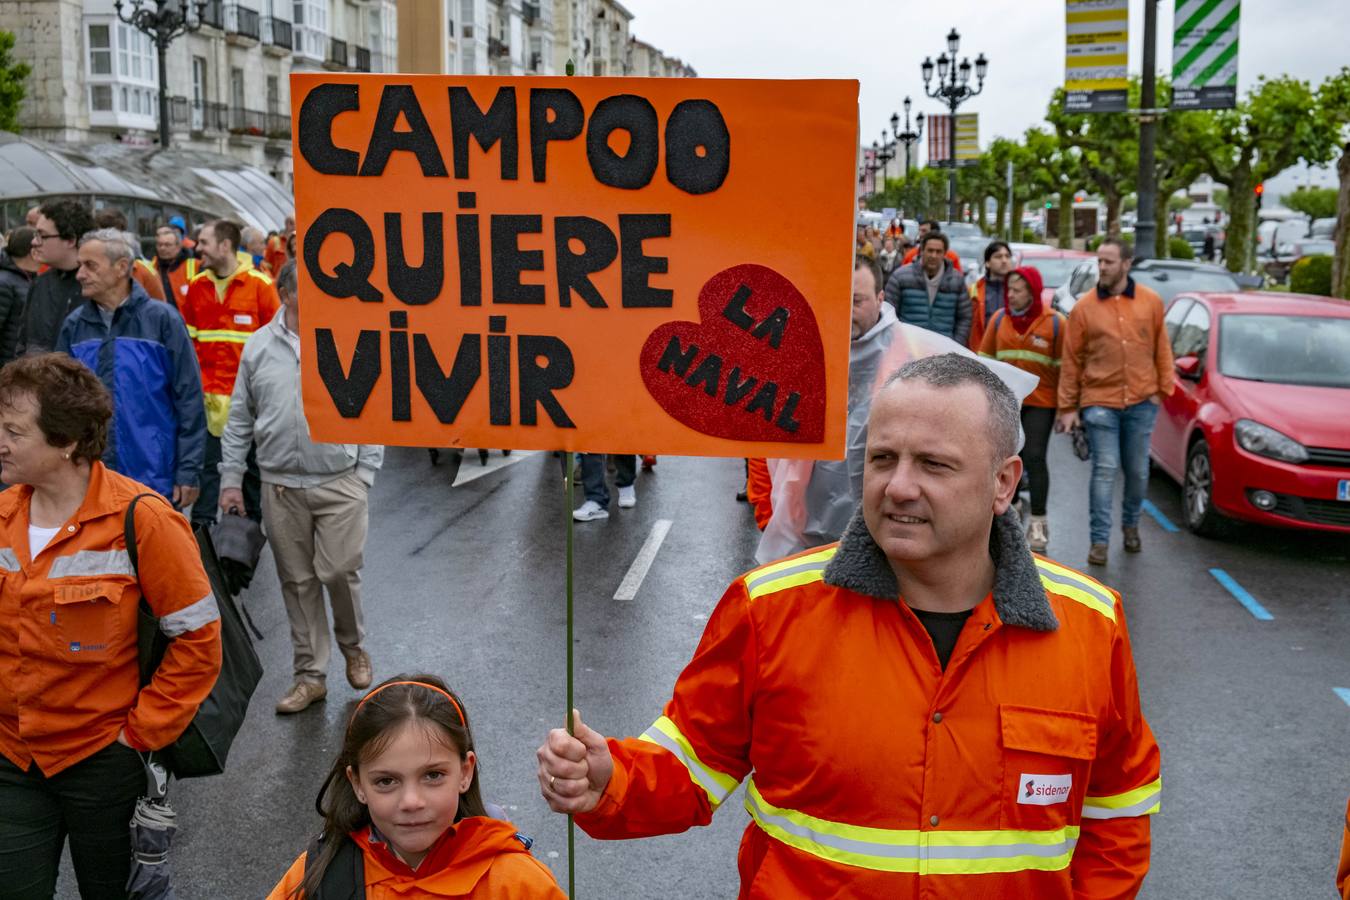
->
<box><xmin>0</xmin><ymin>354</ymin><xmax>112</xmax><ymax>464</ymax></box>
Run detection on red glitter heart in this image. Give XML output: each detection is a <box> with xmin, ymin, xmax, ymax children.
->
<box><xmin>639</xmin><ymin>264</ymin><xmax>825</xmax><ymax>443</ymax></box>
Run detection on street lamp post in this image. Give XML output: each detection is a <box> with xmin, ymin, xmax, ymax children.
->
<box><xmin>115</xmin><ymin>0</ymin><xmax>207</xmax><ymax>150</ymax></box>
<box><xmin>922</xmin><ymin>28</ymin><xmax>987</xmax><ymax>223</ymax></box>
<box><xmin>876</xmin><ymin>132</ymin><xmax>897</xmax><ymax>195</ymax></box>
<box><xmin>891</xmin><ymin>97</ymin><xmax>924</xmax><ymax>218</ymax></box>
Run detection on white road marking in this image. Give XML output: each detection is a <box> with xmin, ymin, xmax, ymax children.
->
<box><xmin>614</xmin><ymin>519</ymin><xmax>674</xmax><ymax>601</ymax></box>
<box><xmin>451</xmin><ymin>450</ymin><xmax>538</xmax><ymax>487</ymax></box>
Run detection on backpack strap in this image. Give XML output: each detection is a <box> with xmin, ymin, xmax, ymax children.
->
<box><xmin>1051</xmin><ymin>311</ymin><xmax>1064</xmax><ymax>357</ymax></box>
<box><xmin>990</xmin><ymin>309</ymin><xmax>1006</xmax><ymax>335</ymax></box>
<box><xmin>304</xmin><ymin>834</ymin><xmax>365</xmax><ymax>900</ymax></box>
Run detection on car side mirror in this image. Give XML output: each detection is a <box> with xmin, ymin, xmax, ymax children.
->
<box><xmin>1175</xmin><ymin>355</ymin><xmax>1202</xmax><ymax>381</ymax></box>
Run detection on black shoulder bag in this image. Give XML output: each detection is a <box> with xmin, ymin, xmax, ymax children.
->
<box><xmin>129</xmin><ymin>492</ymin><xmax>263</xmax><ymax>778</ymax></box>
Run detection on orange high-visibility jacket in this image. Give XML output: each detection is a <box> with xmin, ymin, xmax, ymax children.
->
<box><xmin>979</xmin><ymin>307</ymin><xmax>1066</xmax><ymax>409</ymax></box>
<box><xmin>132</xmin><ymin>258</ymin><xmax>167</xmax><ymax>301</ymax></box>
<box><xmin>181</xmin><ymin>263</ymin><xmax>279</xmax><ymax>433</ymax></box>
<box><xmin>267</xmin><ymin>817</ymin><xmax>567</xmax><ymax>899</ymax></box>
<box><xmin>0</xmin><ymin>463</ymin><xmax>222</xmax><ymax>776</ymax></box>
<box><xmin>576</xmin><ymin>512</ymin><xmax>1161</xmax><ymax>898</ymax></box>
<box><xmin>149</xmin><ymin>255</ymin><xmax>199</xmax><ymax>308</ymax></box>
<box><xmin>1338</xmin><ymin>796</ymin><xmax>1350</xmax><ymax>900</ymax></box>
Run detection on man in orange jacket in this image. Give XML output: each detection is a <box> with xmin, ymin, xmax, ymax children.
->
<box><xmin>539</xmin><ymin>353</ymin><xmax>1160</xmax><ymax>898</ymax></box>
<box><xmin>181</xmin><ymin>219</ymin><xmax>279</xmax><ymax>528</ymax></box>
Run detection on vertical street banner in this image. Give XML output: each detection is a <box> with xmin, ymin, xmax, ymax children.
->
<box><xmin>1064</xmin><ymin>0</ymin><xmax>1129</xmax><ymax>113</ymax></box>
<box><xmin>291</xmin><ymin>76</ymin><xmax>858</xmax><ymax>459</ymax></box>
<box><xmin>954</xmin><ymin>114</ymin><xmax>979</xmax><ymax>165</ymax></box>
<box><xmin>927</xmin><ymin>114</ymin><xmax>952</xmax><ymax>166</ymax></box>
<box><xmin>1172</xmin><ymin>0</ymin><xmax>1239</xmax><ymax>109</ymax></box>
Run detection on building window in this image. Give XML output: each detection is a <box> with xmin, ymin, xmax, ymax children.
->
<box><xmin>267</xmin><ymin>76</ymin><xmax>279</xmax><ymax>114</ymax></box>
<box><xmin>91</xmin><ymin>84</ymin><xmax>113</xmax><ymax>111</ymax></box>
<box><xmin>88</xmin><ymin>24</ymin><xmax>112</xmax><ymax>75</ymax></box>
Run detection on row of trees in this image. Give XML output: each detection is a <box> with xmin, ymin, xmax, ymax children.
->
<box><xmin>869</xmin><ymin>68</ymin><xmax>1350</xmax><ymax>298</ymax></box>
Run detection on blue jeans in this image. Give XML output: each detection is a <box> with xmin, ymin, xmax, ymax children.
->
<box><xmin>579</xmin><ymin>454</ymin><xmax>636</xmax><ymax>508</ymax></box>
<box><xmin>1082</xmin><ymin>401</ymin><xmax>1159</xmax><ymax>545</ymax></box>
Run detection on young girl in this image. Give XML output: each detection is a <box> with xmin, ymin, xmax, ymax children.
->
<box><xmin>268</xmin><ymin>676</ymin><xmax>565</xmax><ymax>899</ymax></box>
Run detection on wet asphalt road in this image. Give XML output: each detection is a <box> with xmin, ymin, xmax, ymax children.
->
<box><xmin>57</xmin><ymin>436</ymin><xmax>1350</xmax><ymax>899</ymax></box>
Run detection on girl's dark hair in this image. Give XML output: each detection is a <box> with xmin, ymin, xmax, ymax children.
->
<box><xmin>297</xmin><ymin>674</ymin><xmax>485</xmax><ymax>899</ymax></box>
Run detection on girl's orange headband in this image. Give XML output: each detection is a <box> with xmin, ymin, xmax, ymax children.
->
<box><xmin>352</xmin><ymin>681</ymin><xmax>466</xmax><ymax>728</ymax></box>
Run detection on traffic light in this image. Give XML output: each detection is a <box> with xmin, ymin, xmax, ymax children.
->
<box><xmin>1254</xmin><ymin>182</ymin><xmax>1264</xmax><ymax>210</ymax></box>
<box><xmin>1044</xmin><ymin>200</ymin><xmax>1052</xmax><ymax>209</ymax></box>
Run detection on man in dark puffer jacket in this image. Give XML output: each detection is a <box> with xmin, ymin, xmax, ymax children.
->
<box><xmin>883</xmin><ymin>231</ymin><xmax>971</xmax><ymax>346</ymax></box>
<box><xmin>0</xmin><ymin>227</ymin><xmax>39</xmax><ymax>366</ymax></box>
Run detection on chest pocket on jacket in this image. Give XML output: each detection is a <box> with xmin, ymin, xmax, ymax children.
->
<box><xmin>53</xmin><ymin>581</ymin><xmax>128</xmax><ymax>661</ymax></box>
<box><xmin>999</xmin><ymin>704</ymin><xmax>1097</xmax><ymax>830</ymax></box>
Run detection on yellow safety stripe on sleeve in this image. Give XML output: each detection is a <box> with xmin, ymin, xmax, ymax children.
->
<box><xmin>744</xmin><ymin>779</ymin><xmax>1078</xmax><ymax>875</ymax></box>
<box><xmin>978</xmin><ymin>351</ymin><xmax>995</xmax><ymax>359</ymax></box>
<box><xmin>194</xmin><ymin>329</ymin><xmax>253</xmax><ymax>344</ymax></box>
<box><xmin>246</xmin><ymin>268</ymin><xmax>273</xmax><ymax>285</ymax></box>
<box><xmin>742</xmin><ymin>546</ymin><xmax>837</xmax><ymax>601</ymax></box>
<box><xmin>184</xmin><ymin>325</ymin><xmax>199</xmax><ymax>339</ymax></box>
<box><xmin>1082</xmin><ymin>777</ymin><xmax>1161</xmax><ymax>819</ymax></box>
<box><xmin>638</xmin><ymin>716</ymin><xmax>740</xmax><ymax>808</ymax></box>
<box><xmin>995</xmin><ymin>349</ymin><xmax>1061</xmax><ymax>367</ymax></box>
<box><xmin>1034</xmin><ymin>558</ymin><xmax>1117</xmax><ymax>622</ymax></box>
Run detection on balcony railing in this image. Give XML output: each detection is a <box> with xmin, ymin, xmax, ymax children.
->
<box><xmin>224</xmin><ymin>4</ymin><xmax>260</xmax><ymax>40</ymax></box>
<box><xmin>228</xmin><ymin>107</ymin><xmax>266</xmax><ymax>136</ymax></box>
<box><xmin>262</xmin><ymin>17</ymin><xmax>292</xmax><ymax>50</ymax></box>
<box><xmin>327</xmin><ymin>37</ymin><xmax>348</xmax><ymax>68</ymax></box>
<box><xmin>265</xmin><ymin>112</ymin><xmax>291</xmax><ymax>140</ymax></box>
<box><xmin>355</xmin><ymin>45</ymin><xmax>371</xmax><ymax>72</ymax></box>
<box><xmin>487</xmin><ymin>36</ymin><xmax>508</xmax><ymax>58</ymax></box>
<box><xmin>198</xmin><ymin>0</ymin><xmax>223</xmax><ymax>29</ymax></box>
<box><xmin>171</xmin><ymin>98</ymin><xmax>229</xmax><ymax>132</ymax></box>
<box><xmin>523</xmin><ymin>1</ymin><xmax>539</xmax><ymax>25</ymax></box>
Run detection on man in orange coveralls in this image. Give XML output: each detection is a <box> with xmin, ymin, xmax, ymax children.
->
<box><xmin>538</xmin><ymin>352</ymin><xmax>1161</xmax><ymax>898</ymax></box>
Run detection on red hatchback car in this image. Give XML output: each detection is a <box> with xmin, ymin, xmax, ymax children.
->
<box><xmin>1150</xmin><ymin>292</ymin><xmax>1350</xmax><ymax>535</ymax></box>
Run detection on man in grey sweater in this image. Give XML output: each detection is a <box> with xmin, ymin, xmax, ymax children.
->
<box><xmin>219</xmin><ymin>260</ymin><xmax>384</xmax><ymax>714</ymax></box>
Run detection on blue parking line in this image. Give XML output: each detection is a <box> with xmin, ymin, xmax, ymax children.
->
<box><xmin>1208</xmin><ymin>569</ymin><xmax>1274</xmax><ymax>621</ymax></box>
<box><xmin>1335</xmin><ymin>688</ymin><xmax>1350</xmax><ymax>709</ymax></box>
<box><xmin>1141</xmin><ymin>500</ymin><xmax>1180</xmax><ymax>533</ymax></box>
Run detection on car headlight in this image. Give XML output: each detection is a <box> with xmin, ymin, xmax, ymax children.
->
<box><xmin>1234</xmin><ymin>419</ymin><xmax>1309</xmax><ymax>463</ymax></box>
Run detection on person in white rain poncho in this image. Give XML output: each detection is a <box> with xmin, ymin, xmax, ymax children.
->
<box><xmin>755</xmin><ymin>257</ymin><xmax>1039</xmax><ymax>563</ymax></box>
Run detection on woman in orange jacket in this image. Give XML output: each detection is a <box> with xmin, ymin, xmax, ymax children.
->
<box><xmin>979</xmin><ymin>265</ymin><xmax>1066</xmax><ymax>553</ymax></box>
<box><xmin>0</xmin><ymin>354</ymin><xmax>222</xmax><ymax>897</ymax></box>
<box><xmin>269</xmin><ymin>676</ymin><xmax>565</xmax><ymax>899</ymax></box>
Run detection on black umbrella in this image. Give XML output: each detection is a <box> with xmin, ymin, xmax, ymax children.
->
<box><xmin>127</xmin><ymin>756</ymin><xmax>178</xmax><ymax>900</ymax></box>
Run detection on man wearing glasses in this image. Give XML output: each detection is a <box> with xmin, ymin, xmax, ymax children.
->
<box><xmin>21</xmin><ymin>199</ymin><xmax>94</xmax><ymax>355</ymax></box>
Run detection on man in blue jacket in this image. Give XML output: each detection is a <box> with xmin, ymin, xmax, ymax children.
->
<box><xmin>56</xmin><ymin>228</ymin><xmax>206</xmax><ymax>507</ymax></box>
<box><xmin>883</xmin><ymin>231</ymin><xmax>972</xmax><ymax>346</ymax></box>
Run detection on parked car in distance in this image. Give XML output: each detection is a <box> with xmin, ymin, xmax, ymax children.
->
<box><xmin>948</xmin><ymin>235</ymin><xmax>996</xmax><ymax>283</ymax></box>
<box><xmin>938</xmin><ymin>221</ymin><xmax>984</xmax><ymax>239</ymax></box>
<box><xmin>1309</xmin><ymin>217</ymin><xmax>1336</xmax><ymax>240</ymax></box>
<box><xmin>1053</xmin><ymin>257</ymin><xmax>1243</xmax><ymax>313</ymax></box>
<box><xmin>1148</xmin><ymin>291</ymin><xmax>1350</xmax><ymax>535</ymax></box>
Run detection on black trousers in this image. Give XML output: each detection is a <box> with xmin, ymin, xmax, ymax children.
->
<box><xmin>0</xmin><ymin>742</ymin><xmax>145</xmax><ymax>899</ymax></box>
<box><xmin>1020</xmin><ymin>406</ymin><xmax>1057</xmax><ymax>516</ymax></box>
<box><xmin>195</xmin><ymin>433</ymin><xmax>262</xmax><ymax>527</ymax></box>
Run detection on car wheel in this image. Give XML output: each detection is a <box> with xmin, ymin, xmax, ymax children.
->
<box><xmin>1183</xmin><ymin>440</ymin><xmax>1226</xmax><ymax>537</ymax></box>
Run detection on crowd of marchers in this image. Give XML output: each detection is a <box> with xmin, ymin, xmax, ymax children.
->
<box><xmin>2</xmin><ymin>197</ymin><xmax>1348</xmax><ymax>900</ymax></box>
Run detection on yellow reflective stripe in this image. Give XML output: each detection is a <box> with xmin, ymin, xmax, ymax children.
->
<box><xmin>638</xmin><ymin>716</ymin><xmax>740</xmax><ymax>807</ymax></box>
<box><xmin>978</xmin><ymin>351</ymin><xmax>996</xmax><ymax>359</ymax></box>
<box><xmin>743</xmin><ymin>547</ymin><xmax>836</xmax><ymax>600</ymax></box>
<box><xmin>194</xmin><ymin>329</ymin><xmax>253</xmax><ymax>343</ymax></box>
<box><xmin>184</xmin><ymin>325</ymin><xmax>199</xmax><ymax>338</ymax></box>
<box><xmin>246</xmin><ymin>268</ymin><xmax>273</xmax><ymax>285</ymax></box>
<box><xmin>1034</xmin><ymin>559</ymin><xmax>1116</xmax><ymax>622</ymax></box>
<box><xmin>996</xmin><ymin>349</ymin><xmax>1061</xmax><ymax>367</ymax></box>
<box><xmin>1083</xmin><ymin>777</ymin><xmax>1161</xmax><ymax>819</ymax></box>
<box><xmin>744</xmin><ymin>779</ymin><xmax>1078</xmax><ymax>875</ymax></box>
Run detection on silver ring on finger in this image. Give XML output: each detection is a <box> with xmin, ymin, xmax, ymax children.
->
<box><xmin>549</xmin><ymin>775</ymin><xmax>557</xmax><ymax>790</ymax></box>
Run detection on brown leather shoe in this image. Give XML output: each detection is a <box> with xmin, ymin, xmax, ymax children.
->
<box><xmin>1123</xmin><ymin>527</ymin><xmax>1142</xmax><ymax>553</ymax></box>
<box><xmin>275</xmin><ymin>680</ymin><xmax>327</xmax><ymax>715</ymax></box>
<box><xmin>1087</xmin><ymin>543</ymin><xmax>1109</xmax><ymax>566</ymax></box>
<box><xmin>345</xmin><ymin>650</ymin><xmax>373</xmax><ymax>690</ymax></box>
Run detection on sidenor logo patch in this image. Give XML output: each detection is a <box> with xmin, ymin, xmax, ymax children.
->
<box><xmin>1018</xmin><ymin>773</ymin><xmax>1072</xmax><ymax>806</ymax></box>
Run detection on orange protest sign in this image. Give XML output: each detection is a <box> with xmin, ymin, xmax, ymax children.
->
<box><xmin>292</xmin><ymin>75</ymin><xmax>858</xmax><ymax>458</ymax></box>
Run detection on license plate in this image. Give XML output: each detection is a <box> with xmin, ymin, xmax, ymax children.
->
<box><xmin>1339</xmin><ymin>480</ymin><xmax>1350</xmax><ymax>502</ymax></box>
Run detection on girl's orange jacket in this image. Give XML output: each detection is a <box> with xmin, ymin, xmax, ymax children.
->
<box><xmin>0</xmin><ymin>463</ymin><xmax>222</xmax><ymax>775</ymax></box>
<box><xmin>267</xmin><ymin>817</ymin><xmax>566</xmax><ymax>899</ymax></box>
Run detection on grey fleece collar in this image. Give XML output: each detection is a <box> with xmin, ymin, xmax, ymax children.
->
<box><xmin>822</xmin><ymin>507</ymin><xmax>1058</xmax><ymax>631</ymax></box>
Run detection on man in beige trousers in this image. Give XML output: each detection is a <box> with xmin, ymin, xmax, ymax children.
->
<box><xmin>219</xmin><ymin>260</ymin><xmax>384</xmax><ymax>714</ymax></box>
